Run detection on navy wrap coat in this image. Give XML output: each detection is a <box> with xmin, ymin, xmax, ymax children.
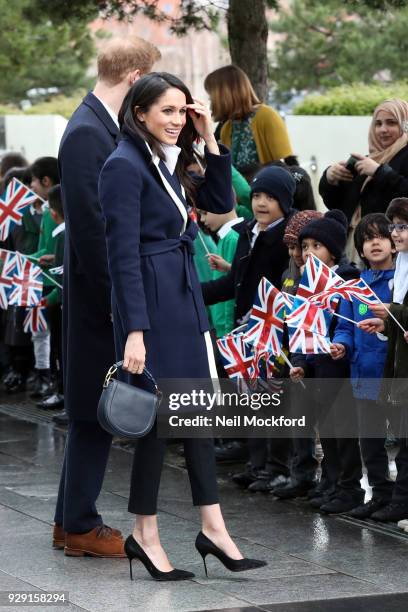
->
<box><xmin>58</xmin><ymin>92</ymin><xmax>118</xmax><ymax>421</ymax></box>
<box><xmin>99</xmin><ymin>132</ymin><xmax>233</xmax><ymax>382</ymax></box>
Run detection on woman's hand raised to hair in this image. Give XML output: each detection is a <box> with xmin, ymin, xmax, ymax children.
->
<box><xmin>123</xmin><ymin>331</ymin><xmax>146</xmax><ymax>375</ymax></box>
<box><xmin>326</xmin><ymin>161</ymin><xmax>354</xmax><ymax>185</ymax></box>
<box><xmin>186</xmin><ymin>98</ymin><xmax>219</xmax><ymax>155</ymax></box>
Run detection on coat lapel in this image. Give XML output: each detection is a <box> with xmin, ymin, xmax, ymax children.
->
<box><xmin>144</xmin><ymin>141</ymin><xmax>188</xmax><ymax>234</ymax></box>
<box><xmin>83</xmin><ymin>92</ymin><xmax>119</xmax><ymax>138</ymax></box>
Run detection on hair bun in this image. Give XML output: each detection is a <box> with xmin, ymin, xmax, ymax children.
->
<box><xmin>325</xmin><ymin>209</ymin><xmax>348</xmax><ymax>229</ymax></box>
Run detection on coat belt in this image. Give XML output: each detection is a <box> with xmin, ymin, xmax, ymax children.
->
<box><xmin>139</xmin><ymin>231</ymin><xmax>208</xmax><ymax>333</ymax></box>
<box><xmin>139</xmin><ymin>234</ymin><xmax>195</xmax><ymax>290</ymax></box>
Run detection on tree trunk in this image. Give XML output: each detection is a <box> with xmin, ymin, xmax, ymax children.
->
<box><xmin>227</xmin><ymin>0</ymin><xmax>268</xmax><ymax>100</ymax></box>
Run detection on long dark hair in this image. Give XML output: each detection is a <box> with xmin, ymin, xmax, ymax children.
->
<box><xmin>119</xmin><ymin>72</ymin><xmax>198</xmax><ymax>203</ymax></box>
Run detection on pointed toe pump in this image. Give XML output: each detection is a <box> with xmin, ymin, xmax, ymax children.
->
<box><xmin>195</xmin><ymin>531</ymin><xmax>267</xmax><ymax>577</ymax></box>
<box><xmin>125</xmin><ymin>535</ymin><xmax>195</xmax><ymax>582</ymax></box>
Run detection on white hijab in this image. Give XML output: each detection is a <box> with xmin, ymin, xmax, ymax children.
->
<box><xmin>393</xmin><ymin>251</ymin><xmax>408</xmax><ymax>304</ymax></box>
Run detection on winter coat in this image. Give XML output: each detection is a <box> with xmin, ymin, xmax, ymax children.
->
<box><xmin>202</xmin><ymin>214</ymin><xmax>293</xmax><ymax>326</ymax></box>
<box><xmin>319</xmin><ymin>144</ymin><xmax>408</xmax><ymax>222</ymax></box>
<box><xmin>380</xmin><ymin>289</ymin><xmax>408</xmax><ymax>405</ymax></box>
<box><xmin>333</xmin><ymin>268</ymin><xmax>394</xmax><ymax>400</ymax></box>
<box><xmin>99</xmin><ymin>130</ymin><xmax>233</xmax><ymax>384</ymax></box>
<box><xmin>58</xmin><ymin>92</ymin><xmax>118</xmax><ymax>421</ymax></box>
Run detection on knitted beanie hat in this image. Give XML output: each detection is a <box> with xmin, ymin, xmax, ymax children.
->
<box><xmin>250</xmin><ymin>166</ymin><xmax>296</xmax><ymax>216</ymax></box>
<box><xmin>283</xmin><ymin>210</ymin><xmax>323</xmax><ymax>247</ymax></box>
<box><xmin>298</xmin><ymin>209</ymin><xmax>348</xmax><ymax>263</ymax></box>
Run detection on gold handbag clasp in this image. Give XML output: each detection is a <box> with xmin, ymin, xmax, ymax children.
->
<box><xmin>103</xmin><ymin>364</ymin><xmax>118</xmax><ymax>388</ymax></box>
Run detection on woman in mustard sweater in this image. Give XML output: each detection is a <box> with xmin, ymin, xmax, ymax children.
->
<box><xmin>204</xmin><ymin>65</ymin><xmax>296</xmax><ymax>180</ymax></box>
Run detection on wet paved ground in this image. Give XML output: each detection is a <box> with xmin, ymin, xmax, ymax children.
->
<box><xmin>1</xmin><ymin>397</ymin><xmax>408</xmax><ymax>612</ymax></box>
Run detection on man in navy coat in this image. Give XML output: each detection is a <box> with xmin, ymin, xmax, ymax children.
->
<box><xmin>54</xmin><ymin>37</ymin><xmax>160</xmax><ymax>557</ymax></box>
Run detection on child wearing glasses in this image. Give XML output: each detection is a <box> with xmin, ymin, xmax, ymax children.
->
<box><xmin>359</xmin><ymin>197</ymin><xmax>408</xmax><ymax>522</ymax></box>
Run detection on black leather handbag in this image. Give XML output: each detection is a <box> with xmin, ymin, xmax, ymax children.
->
<box><xmin>97</xmin><ymin>361</ymin><xmax>161</xmax><ymax>439</ymax></box>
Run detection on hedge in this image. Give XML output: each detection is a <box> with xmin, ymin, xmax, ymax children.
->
<box><xmin>0</xmin><ymin>91</ymin><xmax>86</xmax><ymax>119</ymax></box>
<box><xmin>293</xmin><ymin>82</ymin><xmax>408</xmax><ymax>115</ymax></box>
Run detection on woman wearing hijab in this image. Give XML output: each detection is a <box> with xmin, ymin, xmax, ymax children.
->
<box><xmin>319</xmin><ymin>98</ymin><xmax>408</xmax><ymax>221</ymax></box>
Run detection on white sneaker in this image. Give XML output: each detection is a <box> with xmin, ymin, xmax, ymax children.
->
<box><xmin>397</xmin><ymin>519</ymin><xmax>408</xmax><ymax>530</ymax></box>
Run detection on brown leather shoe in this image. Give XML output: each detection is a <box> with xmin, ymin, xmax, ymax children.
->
<box><xmin>53</xmin><ymin>524</ymin><xmax>65</xmax><ymax>550</ymax></box>
<box><xmin>64</xmin><ymin>525</ymin><xmax>126</xmax><ymax>558</ymax></box>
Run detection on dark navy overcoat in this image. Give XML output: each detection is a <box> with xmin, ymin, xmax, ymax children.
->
<box><xmin>58</xmin><ymin>92</ymin><xmax>117</xmax><ymax>420</ymax></box>
<box><xmin>98</xmin><ymin>131</ymin><xmax>233</xmax><ymax>382</ymax></box>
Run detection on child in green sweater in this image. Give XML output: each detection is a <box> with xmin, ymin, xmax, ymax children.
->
<box><xmin>198</xmin><ymin>206</ymin><xmax>243</xmax><ymax>338</ymax></box>
<box><xmin>28</xmin><ymin>157</ymin><xmax>59</xmax><ymax>400</ymax></box>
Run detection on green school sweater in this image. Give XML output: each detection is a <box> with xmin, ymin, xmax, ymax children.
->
<box><xmin>30</xmin><ymin>207</ymin><xmax>58</xmax><ymax>288</ymax></box>
<box><xmin>210</xmin><ymin>223</ymin><xmax>241</xmax><ymax>338</ymax></box>
<box><xmin>231</xmin><ymin>166</ymin><xmax>253</xmax><ymax>221</ymax></box>
<box><xmin>45</xmin><ymin>228</ymin><xmax>64</xmax><ymax>307</ymax></box>
<box><xmin>194</xmin><ymin>229</ymin><xmax>217</xmax><ymax>328</ymax></box>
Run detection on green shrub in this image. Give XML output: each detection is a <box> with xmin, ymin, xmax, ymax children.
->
<box><xmin>0</xmin><ymin>104</ymin><xmax>20</xmax><ymax>115</ymax></box>
<box><xmin>24</xmin><ymin>91</ymin><xmax>86</xmax><ymax>119</ymax></box>
<box><xmin>294</xmin><ymin>82</ymin><xmax>408</xmax><ymax>115</ymax></box>
<box><xmin>0</xmin><ymin>90</ymin><xmax>86</xmax><ymax>119</ymax></box>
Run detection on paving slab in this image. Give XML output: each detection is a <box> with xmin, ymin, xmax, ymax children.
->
<box><xmin>1</xmin><ymin>406</ymin><xmax>408</xmax><ymax>612</ymax></box>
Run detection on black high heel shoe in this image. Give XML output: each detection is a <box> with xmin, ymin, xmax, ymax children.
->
<box><xmin>124</xmin><ymin>535</ymin><xmax>195</xmax><ymax>582</ymax></box>
<box><xmin>195</xmin><ymin>531</ymin><xmax>267</xmax><ymax>577</ymax></box>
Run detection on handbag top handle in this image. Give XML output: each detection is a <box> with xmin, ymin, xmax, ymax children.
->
<box><xmin>103</xmin><ymin>361</ymin><xmax>160</xmax><ymax>395</ymax></box>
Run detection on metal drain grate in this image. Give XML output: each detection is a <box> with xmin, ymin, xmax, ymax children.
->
<box><xmin>0</xmin><ymin>392</ymin><xmax>61</xmax><ymax>426</ymax></box>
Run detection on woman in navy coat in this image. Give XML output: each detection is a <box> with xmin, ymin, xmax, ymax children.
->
<box><xmin>99</xmin><ymin>73</ymin><xmax>266</xmax><ymax>581</ymax></box>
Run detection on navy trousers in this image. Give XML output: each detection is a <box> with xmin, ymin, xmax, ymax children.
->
<box><xmin>54</xmin><ymin>421</ymin><xmax>113</xmax><ymax>533</ymax></box>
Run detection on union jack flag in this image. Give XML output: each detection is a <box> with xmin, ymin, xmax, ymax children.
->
<box><xmin>188</xmin><ymin>207</ymin><xmax>198</xmax><ymax>223</ymax></box>
<box><xmin>0</xmin><ymin>249</ymin><xmax>19</xmax><ymax>309</ymax></box>
<box><xmin>297</xmin><ymin>253</ymin><xmax>343</xmax><ymax>300</ymax></box>
<box><xmin>243</xmin><ymin>278</ymin><xmax>286</xmax><ymax>355</ymax></box>
<box><xmin>23</xmin><ymin>306</ymin><xmax>47</xmax><ymax>333</ymax></box>
<box><xmin>8</xmin><ymin>255</ymin><xmax>43</xmax><ymax>307</ymax></box>
<box><xmin>253</xmin><ymin>349</ymin><xmax>276</xmax><ymax>380</ymax></box>
<box><xmin>285</xmin><ymin>295</ymin><xmax>333</xmax><ymax>336</ymax></box>
<box><xmin>0</xmin><ymin>178</ymin><xmax>39</xmax><ymax>241</ymax></box>
<box><xmin>285</xmin><ymin>254</ymin><xmax>342</xmax><ymax>335</ymax></box>
<box><xmin>310</xmin><ymin>278</ymin><xmax>379</xmax><ymax>308</ymax></box>
<box><xmin>288</xmin><ymin>326</ymin><xmax>331</xmax><ymax>354</ymax></box>
<box><xmin>217</xmin><ymin>333</ymin><xmax>255</xmax><ymax>382</ymax></box>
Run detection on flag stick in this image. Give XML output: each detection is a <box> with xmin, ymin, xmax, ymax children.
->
<box><xmin>330</xmin><ymin>311</ymin><xmax>359</xmax><ymax>325</ymax></box>
<box><xmin>280</xmin><ymin>350</ymin><xmax>306</xmax><ymax>389</ymax></box>
<box><xmin>360</xmin><ymin>278</ymin><xmax>407</xmax><ymax>334</ymax></box>
<box><xmin>40</xmin><ymin>270</ymin><xmax>62</xmax><ymax>290</ymax></box>
<box><xmin>230</xmin><ymin>323</ymin><xmax>247</xmax><ymax>335</ymax></box>
<box><xmin>197</xmin><ymin>229</ymin><xmax>211</xmax><ymax>255</ymax></box>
